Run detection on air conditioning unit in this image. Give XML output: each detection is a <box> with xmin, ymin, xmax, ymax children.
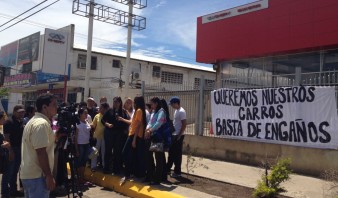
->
<box><xmin>132</xmin><ymin>72</ymin><xmax>140</xmax><ymax>80</ymax></box>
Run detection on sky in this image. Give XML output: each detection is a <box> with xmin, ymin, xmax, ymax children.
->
<box><xmin>0</xmin><ymin>0</ymin><xmax>256</xmax><ymax>68</ymax></box>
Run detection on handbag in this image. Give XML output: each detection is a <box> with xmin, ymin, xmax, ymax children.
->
<box><xmin>149</xmin><ymin>142</ymin><xmax>164</xmax><ymax>152</ymax></box>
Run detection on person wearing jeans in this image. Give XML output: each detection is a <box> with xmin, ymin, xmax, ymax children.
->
<box><xmin>3</xmin><ymin>105</ymin><xmax>25</xmax><ymax>197</ymax></box>
<box><xmin>166</xmin><ymin>96</ymin><xmax>187</xmax><ymax>177</ymax></box>
<box><xmin>90</xmin><ymin>102</ymin><xmax>109</xmax><ymax>171</ymax></box>
<box><xmin>20</xmin><ymin>93</ymin><xmax>58</xmax><ymax>198</ymax></box>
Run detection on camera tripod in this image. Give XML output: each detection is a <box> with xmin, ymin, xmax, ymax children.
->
<box><xmin>57</xmin><ymin>132</ymin><xmax>83</xmax><ymax>198</ymax></box>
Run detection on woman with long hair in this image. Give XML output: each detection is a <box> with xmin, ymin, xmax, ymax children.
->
<box><xmin>101</xmin><ymin>97</ymin><xmax>130</xmax><ymax>174</ymax></box>
<box><xmin>119</xmin><ymin>96</ymin><xmax>147</xmax><ymax>185</ymax></box>
<box><xmin>144</xmin><ymin>97</ymin><xmax>167</xmax><ymax>185</ymax></box>
<box><xmin>123</xmin><ymin>98</ymin><xmax>134</xmax><ymax>119</ymax></box>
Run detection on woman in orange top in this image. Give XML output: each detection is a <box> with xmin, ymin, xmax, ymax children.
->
<box><xmin>118</xmin><ymin>96</ymin><xmax>146</xmax><ymax>185</ymax></box>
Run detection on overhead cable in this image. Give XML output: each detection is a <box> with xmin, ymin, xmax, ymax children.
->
<box><xmin>0</xmin><ymin>0</ymin><xmax>48</xmax><ymax>28</ymax></box>
<box><xmin>0</xmin><ymin>0</ymin><xmax>60</xmax><ymax>32</ymax></box>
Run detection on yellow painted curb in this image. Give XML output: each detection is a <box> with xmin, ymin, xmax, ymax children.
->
<box><xmin>84</xmin><ymin>168</ymin><xmax>185</xmax><ymax>198</ymax></box>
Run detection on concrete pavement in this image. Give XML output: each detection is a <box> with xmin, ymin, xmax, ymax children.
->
<box><xmin>180</xmin><ymin>155</ymin><xmax>334</xmax><ymax>198</ymax></box>
<box><xmin>83</xmin><ymin>155</ymin><xmax>335</xmax><ymax>198</ymax></box>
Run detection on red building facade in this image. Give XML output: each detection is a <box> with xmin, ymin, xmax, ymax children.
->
<box><xmin>197</xmin><ymin>0</ymin><xmax>338</xmax><ymax>63</ymax></box>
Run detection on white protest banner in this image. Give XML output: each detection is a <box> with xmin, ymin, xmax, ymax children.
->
<box><xmin>211</xmin><ymin>86</ymin><xmax>338</xmax><ymax>149</ymax></box>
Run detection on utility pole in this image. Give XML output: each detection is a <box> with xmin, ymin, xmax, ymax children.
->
<box><xmin>124</xmin><ymin>0</ymin><xmax>133</xmax><ymax>95</ymax></box>
<box><xmin>84</xmin><ymin>0</ymin><xmax>94</xmax><ymax>99</ymax></box>
<box><xmin>72</xmin><ymin>0</ymin><xmax>147</xmax><ymax>100</ymax></box>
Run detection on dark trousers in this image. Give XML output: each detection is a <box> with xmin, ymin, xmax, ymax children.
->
<box><xmin>112</xmin><ymin>132</ymin><xmax>127</xmax><ymax>174</ymax></box>
<box><xmin>167</xmin><ymin>135</ymin><xmax>184</xmax><ymax>175</ymax></box>
<box><xmin>122</xmin><ymin>136</ymin><xmax>135</xmax><ymax>177</ymax></box>
<box><xmin>122</xmin><ymin>136</ymin><xmax>146</xmax><ymax>178</ymax></box>
<box><xmin>55</xmin><ymin>148</ymin><xmax>67</xmax><ymax>186</ymax></box>
<box><xmin>104</xmin><ymin>128</ymin><xmax>114</xmax><ymax>172</ymax></box>
<box><xmin>1</xmin><ymin>146</ymin><xmax>21</xmax><ymax>196</ymax></box>
<box><xmin>145</xmin><ymin>141</ymin><xmax>166</xmax><ymax>183</ymax></box>
<box><xmin>135</xmin><ymin>138</ymin><xmax>146</xmax><ymax>178</ymax></box>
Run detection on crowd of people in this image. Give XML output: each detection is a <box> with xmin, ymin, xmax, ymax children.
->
<box><xmin>0</xmin><ymin>93</ymin><xmax>187</xmax><ymax>197</ymax></box>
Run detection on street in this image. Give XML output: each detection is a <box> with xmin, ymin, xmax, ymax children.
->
<box><xmin>0</xmin><ymin>176</ymin><xmax>129</xmax><ymax>198</ymax></box>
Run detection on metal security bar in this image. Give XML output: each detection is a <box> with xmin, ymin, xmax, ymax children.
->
<box><xmin>72</xmin><ymin>0</ymin><xmax>146</xmax><ymax>31</ymax></box>
<box><xmin>144</xmin><ymin>71</ymin><xmax>338</xmax><ymax>138</ymax></box>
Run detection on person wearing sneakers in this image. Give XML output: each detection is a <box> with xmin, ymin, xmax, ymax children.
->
<box><xmin>166</xmin><ymin>96</ymin><xmax>186</xmax><ymax>178</ymax></box>
<box><xmin>90</xmin><ymin>102</ymin><xmax>109</xmax><ymax>172</ymax></box>
<box><xmin>74</xmin><ymin>108</ymin><xmax>92</xmax><ymax>186</ymax></box>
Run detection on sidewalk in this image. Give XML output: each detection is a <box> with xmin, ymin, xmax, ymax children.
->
<box><xmin>84</xmin><ymin>155</ymin><xmax>334</xmax><ymax>198</ymax></box>
<box><xmin>180</xmin><ymin>155</ymin><xmax>333</xmax><ymax>198</ymax></box>
<box><xmin>84</xmin><ymin>166</ymin><xmax>222</xmax><ymax>198</ymax></box>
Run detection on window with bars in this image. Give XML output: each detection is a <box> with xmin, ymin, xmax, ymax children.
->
<box><xmin>5</xmin><ymin>67</ymin><xmax>11</xmax><ymax>76</ymax></box>
<box><xmin>152</xmin><ymin>66</ymin><xmax>161</xmax><ymax>77</ymax></box>
<box><xmin>194</xmin><ymin>78</ymin><xmax>215</xmax><ymax>89</ymax></box>
<box><xmin>22</xmin><ymin>63</ymin><xmax>32</xmax><ymax>73</ymax></box>
<box><xmin>112</xmin><ymin>59</ymin><xmax>121</xmax><ymax>68</ymax></box>
<box><xmin>77</xmin><ymin>54</ymin><xmax>97</xmax><ymax>70</ymax></box>
<box><xmin>161</xmin><ymin>71</ymin><xmax>183</xmax><ymax>84</ymax></box>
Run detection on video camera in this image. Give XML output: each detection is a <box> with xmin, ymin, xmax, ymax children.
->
<box><xmin>57</xmin><ymin>103</ymin><xmax>80</xmax><ymax>131</ymax></box>
<box><xmin>56</xmin><ymin>103</ymin><xmax>83</xmax><ymax>197</ymax></box>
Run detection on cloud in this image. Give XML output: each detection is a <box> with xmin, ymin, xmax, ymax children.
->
<box><xmin>154</xmin><ymin>0</ymin><xmax>167</xmax><ymax>8</ymax></box>
<box><xmin>167</xmin><ymin>21</ymin><xmax>197</xmax><ymax>51</ymax></box>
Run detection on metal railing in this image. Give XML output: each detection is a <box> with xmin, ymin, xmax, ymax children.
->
<box><xmin>143</xmin><ymin>71</ymin><xmax>338</xmax><ymax>138</ymax></box>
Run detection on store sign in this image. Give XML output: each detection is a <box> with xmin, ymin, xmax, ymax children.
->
<box><xmin>17</xmin><ymin>32</ymin><xmax>40</xmax><ymax>65</ymax></box>
<box><xmin>42</xmin><ymin>28</ymin><xmax>68</xmax><ymax>75</ymax></box>
<box><xmin>47</xmin><ymin>32</ymin><xmax>66</xmax><ymax>44</ymax></box>
<box><xmin>202</xmin><ymin>0</ymin><xmax>269</xmax><ymax>24</ymax></box>
<box><xmin>3</xmin><ymin>73</ymin><xmax>35</xmax><ymax>87</ymax></box>
<box><xmin>36</xmin><ymin>70</ymin><xmax>64</xmax><ymax>84</ymax></box>
<box><xmin>211</xmin><ymin>86</ymin><xmax>338</xmax><ymax>149</ymax></box>
<box><xmin>0</xmin><ymin>41</ymin><xmax>18</xmax><ymax>67</ymax></box>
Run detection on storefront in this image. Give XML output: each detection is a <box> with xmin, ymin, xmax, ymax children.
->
<box><xmin>2</xmin><ymin>71</ymin><xmax>77</xmax><ymax>108</ymax></box>
<box><xmin>196</xmin><ymin>0</ymin><xmax>338</xmax><ymax>87</ymax></box>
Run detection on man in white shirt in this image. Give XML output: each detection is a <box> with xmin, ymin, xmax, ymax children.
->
<box><xmin>166</xmin><ymin>96</ymin><xmax>186</xmax><ymax>178</ymax></box>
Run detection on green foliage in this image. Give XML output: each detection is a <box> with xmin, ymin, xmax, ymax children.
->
<box><xmin>253</xmin><ymin>158</ymin><xmax>292</xmax><ymax>198</ymax></box>
<box><xmin>0</xmin><ymin>88</ymin><xmax>9</xmax><ymax>98</ymax></box>
<box><xmin>253</xmin><ymin>181</ymin><xmax>277</xmax><ymax>198</ymax></box>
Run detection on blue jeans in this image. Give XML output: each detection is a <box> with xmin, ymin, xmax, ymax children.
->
<box><xmin>1</xmin><ymin>146</ymin><xmax>21</xmax><ymax>196</ymax></box>
<box><xmin>77</xmin><ymin>144</ymin><xmax>90</xmax><ymax>168</ymax></box>
<box><xmin>21</xmin><ymin>177</ymin><xmax>49</xmax><ymax>198</ymax></box>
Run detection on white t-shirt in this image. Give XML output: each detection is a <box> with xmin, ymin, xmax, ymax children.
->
<box><xmin>173</xmin><ymin>107</ymin><xmax>186</xmax><ymax>135</ymax></box>
<box><xmin>76</xmin><ymin>121</ymin><xmax>91</xmax><ymax>144</ymax></box>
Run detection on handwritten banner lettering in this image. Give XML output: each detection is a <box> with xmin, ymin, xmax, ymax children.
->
<box><xmin>211</xmin><ymin>86</ymin><xmax>338</xmax><ymax>149</ymax></box>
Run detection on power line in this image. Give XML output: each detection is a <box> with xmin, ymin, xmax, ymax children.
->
<box><xmin>0</xmin><ymin>0</ymin><xmax>48</xmax><ymax>28</ymax></box>
<box><xmin>0</xmin><ymin>12</ymin><xmax>197</xmax><ymax>62</ymax></box>
<box><xmin>0</xmin><ymin>13</ymin><xmax>198</xmax><ymax>63</ymax></box>
<box><xmin>0</xmin><ymin>0</ymin><xmax>60</xmax><ymax>32</ymax></box>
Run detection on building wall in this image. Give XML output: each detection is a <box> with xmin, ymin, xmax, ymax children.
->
<box><xmin>1</xmin><ymin>23</ymin><xmax>214</xmax><ymax>108</ymax></box>
<box><xmin>197</xmin><ymin>0</ymin><xmax>338</xmax><ymax>63</ymax></box>
<box><xmin>67</xmin><ymin>49</ymin><xmax>215</xmax><ymax>102</ymax></box>
<box><xmin>184</xmin><ymin>135</ymin><xmax>337</xmax><ymax>177</ymax></box>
